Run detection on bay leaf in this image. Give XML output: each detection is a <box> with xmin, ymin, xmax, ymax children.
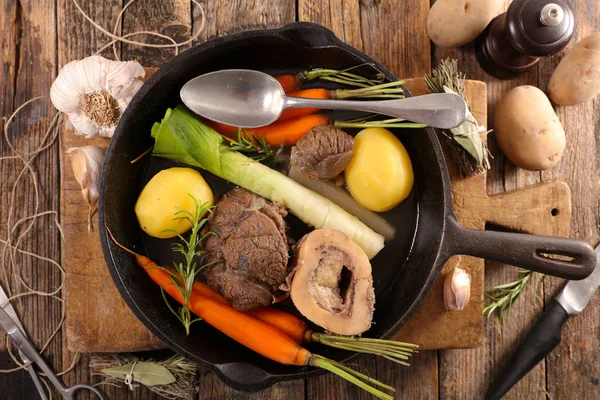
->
<box><xmin>101</xmin><ymin>362</ymin><xmax>176</xmax><ymax>386</ymax></box>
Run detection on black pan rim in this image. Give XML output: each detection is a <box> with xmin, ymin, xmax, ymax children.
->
<box><xmin>99</xmin><ymin>21</ymin><xmax>453</xmax><ymax>391</ymax></box>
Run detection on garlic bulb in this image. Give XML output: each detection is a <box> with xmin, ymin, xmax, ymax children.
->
<box><xmin>51</xmin><ymin>56</ymin><xmax>144</xmax><ymax>138</ymax></box>
<box><xmin>444</xmin><ymin>267</ymin><xmax>471</xmax><ymax>311</ymax></box>
<box><xmin>68</xmin><ymin>146</ymin><xmax>106</xmax><ymax>231</ymax></box>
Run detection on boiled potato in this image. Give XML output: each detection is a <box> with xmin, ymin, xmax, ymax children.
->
<box><xmin>135</xmin><ymin>167</ymin><xmax>214</xmax><ymax>238</ymax></box>
<box><xmin>549</xmin><ymin>33</ymin><xmax>600</xmax><ymax>106</ymax></box>
<box><xmin>427</xmin><ymin>0</ymin><xmax>503</xmax><ymax>48</ymax></box>
<box><xmin>495</xmin><ymin>86</ymin><xmax>565</xmax><ymax>171</ymax></box>
<box><xmin>345</xmin><ymin>128</ymin><xmax>413</xmax><ymax>212</ymax></box>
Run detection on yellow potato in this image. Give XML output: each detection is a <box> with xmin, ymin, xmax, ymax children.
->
<box><xmin>135</xmin><ymin>167</ymin><xmax>214</xmax><ymax>238</ymax></box>
<box><xmin>345</xmin><ymin>128</ymin><xmax>414</xmax><ymax>212</ymax></box>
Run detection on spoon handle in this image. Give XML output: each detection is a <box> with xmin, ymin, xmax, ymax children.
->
<box><xmin>284</xmin><ymin>93</ymin><xmax>467</xmax><ymax>129</ymax></box>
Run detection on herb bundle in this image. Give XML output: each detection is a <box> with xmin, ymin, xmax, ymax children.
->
<box><xmin>425</xmin><ymin>59</ymin><xmax>491</xmax><ymax>177</ymax></box>
<box><xmin>91</xmin><ymin>353</ymin><xmax>198</xmax><ymax>399</ymax></box>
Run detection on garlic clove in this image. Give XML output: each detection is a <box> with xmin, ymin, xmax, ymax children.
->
<box><xmin>67</xmin><ymin>146</ymin><xmax>106</xmax><ymax>231</ymax></box>
<box><xmin>444</xmin><ymin>267</ymin><xmax>471</xmax><ymax>311</ymax></box>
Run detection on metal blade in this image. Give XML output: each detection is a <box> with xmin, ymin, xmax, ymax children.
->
<box><xmin>0</xmin><ymin>284</ymin><xmax>27</xmax><ymax>333</ymax></box>
<box><xmin>0</xmin><ymin>285</ymin><xmax>49</xmax><ymax>399</ymax></box>
<box><xmin>557</xmin><ymin>244</ymin><xmax>600</xmax><ymax>316</ymax></box>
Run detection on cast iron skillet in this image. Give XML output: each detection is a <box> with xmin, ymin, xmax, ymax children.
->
<box><xmin>99</xmin><ymin>22</ymin><xmax>596</xmax><ymax>392</ymax></box>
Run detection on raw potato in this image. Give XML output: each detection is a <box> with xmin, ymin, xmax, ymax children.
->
<box><xmin>494</xmin><ymin>86</ymin><xmax>565</xmax><ymax>171</ymax></box>
<box><xmin>427</xmin><ymin>0</ymin><xmax>503</xmax><ymax>48</ymax></box>
<box><xmin>135</xmin><ymin>167</ymin><xmax>214</xmax><ymax>238</ymax></box>
<box><xmin>345</xmin><ymin>128</ymin><xmax>414</xmax><ymax>212</ymax></box>
<box><xmin>549</xmin><ymin>33</ymin><xmax>600</xmax><ymax>106</ymax></box>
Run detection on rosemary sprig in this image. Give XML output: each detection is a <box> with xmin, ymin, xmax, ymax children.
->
<box><xmin>223</xmin><ymin>128</ymin><xmax>278</xmax><ymax>161</ymax></box>
<box><xmin>484</xmin><ymin>269</ymin><xmax>545</xmax><ymax>327</ymax></box>
<box><xmin>425</xmin><ymin>59</ymin><xmax>491</xmax><ymax>177</ymax></box>
<box><xmin>161</xmin><ymin>196</ymin><xmax>217</xmax><ymax>335</ymax></box>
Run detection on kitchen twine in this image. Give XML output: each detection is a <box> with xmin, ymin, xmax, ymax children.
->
<box><xmin>123</xmin><ymin>360</ymin><xmax>140</xmax><ymax>390</ymax></box>
<box><xmin>0</xmin><ymin>0</ymin><xmax>207</xmax><ymax>394</ymax></box>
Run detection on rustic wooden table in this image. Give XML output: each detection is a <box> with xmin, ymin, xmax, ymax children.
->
<box><xmin>1</xmin><ymin>1</ymin><xmax>598</xmax><ymax>399</ymax></box>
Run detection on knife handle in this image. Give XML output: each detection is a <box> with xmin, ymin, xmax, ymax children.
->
<box><xmin>485</xmin><ymin>300</ymin><xmax>570</xmax><ymax>400</ymax></box>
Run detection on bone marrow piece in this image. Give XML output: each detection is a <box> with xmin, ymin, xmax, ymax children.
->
<box><xmin>289</xmin><ymin>229</ymin><xmax>375</xmax><ymax>335</ymax></box>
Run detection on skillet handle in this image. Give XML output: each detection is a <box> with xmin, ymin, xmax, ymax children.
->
<box><xmin>445</xmin><ymin>218</ymin><xmax>596</xmax><ymax>280</ymax></box>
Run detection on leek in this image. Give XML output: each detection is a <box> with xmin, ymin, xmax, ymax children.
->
<box><xmin>151</xmin><ymin>105</ymin><xmax>385</xmax><ymax>259</ymax></box>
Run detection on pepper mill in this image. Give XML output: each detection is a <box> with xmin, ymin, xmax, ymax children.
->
<box><xmin>475</xmin><ymin>0</ymin><xmax>575</xmax><ymax>80</ymax></box>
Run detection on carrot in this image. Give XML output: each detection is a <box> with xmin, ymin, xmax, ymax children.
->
<box><xmin>261</xmin><ymin>114</ymin><xmax>330</xmax><ymax>146</ymax></box>
<box><xmin>205</xmin><ymin>114</ymin><xmax>329</xmax><ymax>147</ymax></box>
<box><xmin>278</xmin><ymin>88</ymin><xmax>330</xmax><ymax>121</ymax></box>
<box><xmin>204</xmin><ymin>119</ymin><xmax>239</xmax><ymax>140</ymax></box>
<box><xmin>107</xmin><ymin>228</ymin><xmax>309</xmax><ymax>365</ymax></box>
<box><xmin>248</xmin><ymin>307</ymin><xmax>311</xmax><ymax>344</ymax></box>
<box><xmin>107</xmin><ymin>228</ymin><xmax>399</xmax><ymax>398</ymax></box>
<box><xmin>105</xmin><ymin>228</ymin><xmax>185</xmax><ymax>300</ymax></box>
<box><xmin>275</xmin><ymin>74</ymin><xmax>301</xmax><ymax>93</ymax></box>
<box><xmin>189</xmin><ymin>295</ymin><xmax>310</xmax><ymax>365</ymax></box>
<box><xmin>192</xmin><ymin>281</ymin><xmax>228</xmax><ymax>304</ymax></box>
<box><xmin>192</xmin><ymin>281</ymin><xmax>311</xmax><ymax>343</ymax></box>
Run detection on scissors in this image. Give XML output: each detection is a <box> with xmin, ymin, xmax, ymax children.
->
<box><xmin>0</xmin><ymin>285</ymin><xmax>104</xmax><ymax>399</ymax></box>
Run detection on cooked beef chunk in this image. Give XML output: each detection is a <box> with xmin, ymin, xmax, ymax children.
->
<box><xmin>290</xmin><ymin>125</ymin><xmax>354</xmax><ymax>180</ymax></box>
<box><xmin>204</xmin><ymin>188</ymin><xmax>289</xmax><ymax>312</ymax></box>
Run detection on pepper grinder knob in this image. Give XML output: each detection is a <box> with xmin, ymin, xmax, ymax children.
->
<box><xmin>475</xmin><ymin>0</ymin><xmax>575</xmax><ymax>80</ymax></box>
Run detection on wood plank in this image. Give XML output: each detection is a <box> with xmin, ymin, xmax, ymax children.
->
<box><xmin>55</xmin><ymin>1</ymin><xmax>160</xmax><ymax>399</ymax></box>
<box><xmin>59</xmin><ymin>68</ymin><xmax>165</xmax><ymax>355</ymax></box>
<box><xmin>543</xmin><ymin>1</ymin><xmax>600</xmax><ymax>398</ymax></box>
<box><xmin>394</xmin><ymin>79</ymin><xmax>487</xmax><ymax>350</ymax></box>
<box><xmin>298</xmin><ymin>0</ymin><xmax>437</xmax><ymax>398</ymax></box>
<box><xmin>192</xmin><ymin>0</ymin><xmax>296</xmax><ymax>43</ymax></box>
<box><xmin>299</xmin><ymin>0</ymin><xmax>430</xmax><ymax>78</ymax></box>
<box><xmin>121</xmin><ymin>0</ymin><xmax>192</xmax><ymax>66</ymax></box>
<box><xmin>0</xmin><ymin>0</ymin><xmax>61</xmax><ymax>397</ymax></box>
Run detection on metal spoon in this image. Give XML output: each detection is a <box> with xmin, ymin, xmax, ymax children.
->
<box><xmin>180</xmin><ymin>69</ymin><xmax>468</xmax><ymax>129</ymax></box>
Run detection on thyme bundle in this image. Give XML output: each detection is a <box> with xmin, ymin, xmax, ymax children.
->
<box><xmin>90</xmin><ymin>353</ymin><xmax>198</xmax><ymax>399</ymax></box>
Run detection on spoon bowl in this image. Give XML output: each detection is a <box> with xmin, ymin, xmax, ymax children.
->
<box><xmin>180</xmin><ymin>69</ymin><xmax>286</xmax><ymax>128</ymax></box>
<box><xmin>180</xmin><ymin>69</ymin><xmax>468</xmax><ymax>129</ymax></box>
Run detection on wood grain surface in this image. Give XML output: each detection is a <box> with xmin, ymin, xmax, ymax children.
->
<box><xmin>1</xmin><ymin>1</ymin><xmax>599</xmax><ymax>400</ymax></box>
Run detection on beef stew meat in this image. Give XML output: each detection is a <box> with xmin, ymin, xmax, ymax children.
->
<box><xmin>291</xmin><ymin>125</ymin><xmax>354</xmax><ymax>180</ymax></box>
<box><xmin>204</xmin><ymin>188</ymin><xmax>289</xmax><ymax>312</ymax></box>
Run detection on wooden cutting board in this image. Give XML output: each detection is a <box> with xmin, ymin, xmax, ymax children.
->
<box><xmin>60</xmin><ymin>76</ymin><xmax>570</xmax><ymax>352</ymax></box>
<box><xmin>394</xmin><ymin>79</ymin><xmax>571</xmax><ymax>349</ymax></box>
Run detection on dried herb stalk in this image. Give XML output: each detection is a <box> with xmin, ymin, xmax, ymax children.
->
<box><xmin>90</xmin><ymin>353</ymin><xmax>198</xmax><ymax>399</ymax></box>
<box><xmin>425</xmin><ymin>59</ymin><xmax>491</xmax><ymax>177</ymax></box>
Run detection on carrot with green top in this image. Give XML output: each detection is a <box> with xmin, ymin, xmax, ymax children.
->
<box><xmin>274</xmin><ymin>66</ymin><xmax>386</xmax><ymax>93</ymax></box>
<box><xmin>106</xmin><ymin>228</ymin><xmax>396</xmax><ymax>399</ymax></box>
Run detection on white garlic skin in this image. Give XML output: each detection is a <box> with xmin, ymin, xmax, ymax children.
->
<box><xmin>51</xmin><ymin>55</ymin><xmax>144</xmax><ymax>138</ymax></box>
<box><xmin>67</xmin><ymin>146</ymin><xmax>106</xmax><ymax>231</ymax></box>
<box><xmin>444</xmin><ymin>267</ymin><xmax>471</xmax><ymax>311</ymax></box>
